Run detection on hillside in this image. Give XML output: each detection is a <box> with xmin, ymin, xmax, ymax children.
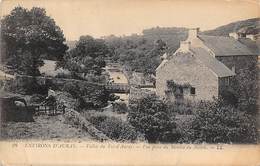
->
<box><xmin>66</xmin><ymin>18</ymin><xmax>259</xmax><ymax>75</ymax></box>
<box><xmin>203</xmin><ymin>18</ymin><xmax>260</xmax><ymax>36</ymax></box>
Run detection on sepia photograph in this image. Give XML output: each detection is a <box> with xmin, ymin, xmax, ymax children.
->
<box><xmin>0</xmin><ymin>0</ymin><xmax>259</xmax><ymax>147</ymax></box>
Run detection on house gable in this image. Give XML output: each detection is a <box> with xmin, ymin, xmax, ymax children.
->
<box><xmin>156</xmin><ymin>50</ymin><xmax>219</xmax><ymax>101</ymax></box>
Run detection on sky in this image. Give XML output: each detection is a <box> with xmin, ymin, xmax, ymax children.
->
<box><xmin>0</xmin><ymin>0</ymin><xmax>259</xmax><ymax>40</ymax></box>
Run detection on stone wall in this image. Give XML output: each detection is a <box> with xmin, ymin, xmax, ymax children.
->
<box><xmin>53</xmin><ymin>91</ymin><xmax>110</xmax><ymax>141</ymax></box>
<box><xmin>156</xmin><ymin>53</ymin><xmax>219</xmax><ymax>102</ymax></box>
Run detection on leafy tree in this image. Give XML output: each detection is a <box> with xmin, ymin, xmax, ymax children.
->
<box><xmin>233</xmin><ymin>62</ymin><xmax>258</xmax><ymax>113</ymax></box>
<box><xmin>60</xmin><ymin>35</ymin><xmax>112</xmax><ymax>76</ymax></box>
<box><xmin>1</xmin><ymin>6</ymin><xmax>68</xmax><ymax>75</ymax></box>
<box><xmin>62</xmin><ymin>81</ymin><xmax>112</xmax><ymax>109</ymax></box>
<box><xmin>105</xmin><ymin>35</ymin><xmax>167</xmax><ymax>76</ymax></box>
<box><xmin>128</xmin><ymin>95</ymin><xmax>179</xmax><ymax>143</ymax></box>
<box><xmin>180</xmin><ymin>99</ymin><xmax>257</xmax><ymax>143</ymax></box>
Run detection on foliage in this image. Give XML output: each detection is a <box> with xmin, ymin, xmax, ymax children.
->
<box><xmin>1</xmin><ymin>7</ymin><xmax>68</xmax><ymax>75</ymax></box>
<box><xmin>87</xmin><ymin>114</ymin><xmax>138</xmax><ymax>142</ymax></box>
<box><xmin>99</xmin><ymin>117</ymin><xmax>138</xmax><ymax>142</ymax></box>
<box><xmin>113</xmin><ymin>102</ymin><xmax>128</xmax><ymax>114</ymax></box>
<box><xmin>179</xmin><ymin>99</ymin><xmax>257</xmax><ymax>143</ymax></box>
<box><xmin>105</xmin><ymin>35</ymin><xmax>168</xmax><ymax>75</ymax></box>
<box><xmin>3</xmin><ymin>76</ymin><xmax>48</xmax><ymax>95</ymax></box>
<box><xmin>219</xmin><ymin>89</ymin><xmax>238</xmax><ymax>107</ymax></box>
<box><xmin>128</xmin><ymin>94</ymin><xmax>179</xmax><ymax>143</ymax></box>
<box><xmin>166</xmin><ymin>101</ymin><xmax>193</xmax><ymax>115</ymax></box>
<box><xmin>233</xmin><ymin>62</ymin><xmax>258</xmax><ymax>113</ymax></box>
<box><xmin>59</xmin><ymin>35</ymin><xmax>112</xmax><ymax>76</ymax></box>
<box><xmin>62</xmin><ymin>81</ymin><xmax>111</xmax><ymax>109</ymax></box>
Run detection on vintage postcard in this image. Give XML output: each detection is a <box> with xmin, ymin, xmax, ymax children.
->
<box><xmin>0</xmin><ymin>0</ymin><xmax>259</xmax><ymax>165</ymax></box>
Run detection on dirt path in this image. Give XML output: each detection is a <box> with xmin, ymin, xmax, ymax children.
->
<box><xmin>0</xmin><ymin>114</ymin><xmax>93</xmax><ymax>140</ymax></box>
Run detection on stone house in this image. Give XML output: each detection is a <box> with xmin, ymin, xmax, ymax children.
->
<box><xmin>156</xmin><ymin>28</ymin><xmax>258</xmax><ymax>102</ymax></box>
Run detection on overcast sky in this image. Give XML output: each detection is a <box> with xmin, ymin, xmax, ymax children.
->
<box><xmin>0</xmin><ymin>0</ymin><xmax>259</xmax><ymax>40</ymax></box>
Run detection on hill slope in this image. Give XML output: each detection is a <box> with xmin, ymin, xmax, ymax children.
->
<box><xmin>203</xmin><ymin>18</ymin><xmax>260</xmax><ymax>36</ymax></box>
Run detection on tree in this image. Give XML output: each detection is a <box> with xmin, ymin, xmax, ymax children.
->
<box><xmin>62</xmin><ymin>81</ymin><xmax>112</xmax><ymax>109</ymax></box>
<box><xmin>1</xmin><ymin>6</ymin><xmax>68</xmax><ymax>76</ymax></box>
<box><xmin>180</xmin><ymin>99</ymin><xmax>257</xmax><ymax>143</ymax></box>
<box><xmin>128</xmin><ymin>95</ymin><xmax>179</xmax><ymax>143</ymax></box>
<box><xmin>60</xmin><ymin>35</ymin><xmax>112</xmax><ymax>76</ymax></box>
<box><xmin>233</xmin><ymin>62</ymin><xmax>258</xmax><ymax>113</ymax></box>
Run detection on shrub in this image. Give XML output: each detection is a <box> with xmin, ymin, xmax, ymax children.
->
<box><xmin>86</xmin><ymin>114</ymin><xmax>138</xmax><ymax>142</ymax></box>
<box><xmin>180</xmin><ymin>99</ymin><xmax>257</xmax><ymax>144</ymax></box>
<box><xmin>99</xmin><ymin>117</ymin><xmax>138</xmax><ymax>142</ymax></box>
<box><xmin>4</xmin><ymin>77</ymin><xmax>48</xmax><ymax>95</ymax></box>
<box><xmin>128</xmin><ymin>94</ymin><xmax>179</xmax><ymax>143</ymax></box>
<box><xmin>113</xmin><ymin>102</ymin><xmax>128</xmax><ymax>113</ymax></box>
<box><xmin>166</xmin><ymin>101</ymin><xmax>193</xmax><ymax>115</ymax></box>
<box><xmin>62</xmin><ymin>81</ymin><xmax>110</xmax><ymax>109</ymax></box>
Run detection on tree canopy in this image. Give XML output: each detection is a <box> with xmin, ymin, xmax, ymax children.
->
<box><xmin>105</xmin><ymin>35</ymin><xmax>167</xmax><ymax>76</ymax></box>
<box><xmin>60</xmin><ymin>35</ymin><xmax>112</xmax><ymax>76</ymax></box>
<box><xmin>179</xmin><ymin>99</ymin><xmax>257</xmax><ymax>143</ymax></box>
<box><xmin>1</xmin><ymin>6</ymin><xmax>68</xmax><ymax>75</ymax></box>
<box><xmin>128</xmin><ymin>95</ymin><xmax>179</xmax><ymax>143</ymax></box>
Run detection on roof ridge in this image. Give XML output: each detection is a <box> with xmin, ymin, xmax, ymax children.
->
<box><xmin>198</xmin><ymin>35</ymin><xmax>255</xmax><ymax>56</ymax></box>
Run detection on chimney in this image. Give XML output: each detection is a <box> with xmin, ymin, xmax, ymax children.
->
<box><xmin>188</xmin><ymin>28</ymin><xmax>200</xmax><ymax>40</ymax></box>
<box><xmin>179</xmin><ymin>41</ymin><xmax>190</xmax><ymax>52</ymax></box>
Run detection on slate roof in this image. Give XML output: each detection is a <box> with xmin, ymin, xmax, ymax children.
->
<box><xmin>191</xmin><ymin>47</ymin><xmax>235</xmax><ymax>77</ymax></box>
<box><xmin>198</xmin><ymin>35</ymin><xmax>255</xmax><ymax>56</ymax></box>
<box><xmin>238</xmin><ymin>38</ymin><xmax>260</xmax><ymax>55</ymax></box>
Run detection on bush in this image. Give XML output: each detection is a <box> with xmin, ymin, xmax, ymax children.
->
<box><xmin>87</xmin><ymin>114</ymin><xmax>138</xmax><ymax>142</ymax></box>
<box><xmin>113</xmin><ymin>102</ymin><xmax>128</xmax><ymax>113</ymax></box>
<box><xmin>62</xmin><ymin>81</ymin><xmax>110</xmax><ymax>109</ymax></box>
<box><xmin>166</xmin><ymin>101</ymin><xmax>193</xmax><ymax>115</ymax></box>
<box><xmin>99</xmin><ymin>117</ymin><xmax>138</xmax><ymax>141</ymax></box>
<box><xmin>179</xmin><ymin>99</ymin><xmax>257</xmax><ymax>144</ymax></box>
<box><xmin>128</xmin><ymin>94</ymin><xmax>179</xmax><ymax>143</ymax></box>
<box><xmin>4</xmin><ymin>77</ymin><xmax>48</xmax><ymax>95</ymax></box>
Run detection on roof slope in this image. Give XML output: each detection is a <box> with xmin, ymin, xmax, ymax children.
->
<box><xmin>198</xmin><ymin>35</ymin><xmax>255</xmax><ymax>56</ymax></box>
<box><xmin>238</xmin><ymin>38</ymin><xmax>259</xmax><ymax>55</ymax></box>
<box><xmin>191</xmin><ymin>47</ymin><xmax>235</xmax><ymax>77</ymax></box>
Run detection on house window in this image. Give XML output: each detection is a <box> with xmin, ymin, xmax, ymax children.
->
<box><xmin>190</xmin><ymin>87</ymin><xmax>196</xmax><ymax>95</ymax></box>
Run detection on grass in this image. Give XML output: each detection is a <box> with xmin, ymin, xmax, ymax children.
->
<box><xmin>0</xmin><ymin>114</ymin><xmax>93</xmax><ymax>140</ymax></box>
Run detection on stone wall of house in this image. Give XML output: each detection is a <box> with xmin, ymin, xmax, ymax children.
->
<box><xmin>156</xmin><ymin>54</ymin><xmax>219</xmax><ymax>101</ymax></box>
